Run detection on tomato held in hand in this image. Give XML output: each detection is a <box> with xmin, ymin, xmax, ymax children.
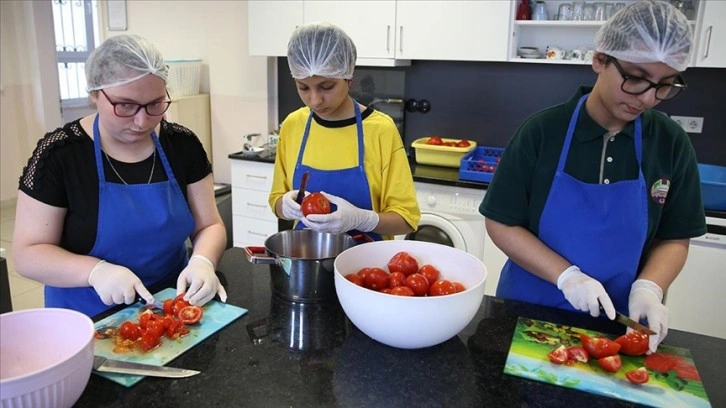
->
<box><xmin>387</xmin><ymin>251</ymin><xmax>419</xmax><ymax>276</ymax></box>
<box><xmin>403</xmin><ymin>273</ymin><xmax>430</xmax><ymax>296</ymax></box>
<box><xmin>625</xmin><ymin>367</ymin><xmax>650</xmax><ymax>385</ymax></box>
<box><xmin>598</xmin><ymin>355</ymin><xmax>622</xmax><ymax>373</ymax></box>
<box><xmin>580</xmin><ymin>334</ymin><xmax>621</xmax><ymax>359</ymax></box>
<box><xmin>418</xmin><ymin>264</ymin><xmax>439</xmax><ymax>285</ymax></box>
<box><xmin>178</xmin><ymin>305</ymin><xmax>203</xmax><ymax>325</ymax></box>
<box><xmin>301</xmin><ymin>192</ymin><xmax>331</xmax><ymax>216</ymax></box>
<box><xmin>615</xmin><ymin>331</ymin><xmax>649</xmax><ymax>356</ymax></box>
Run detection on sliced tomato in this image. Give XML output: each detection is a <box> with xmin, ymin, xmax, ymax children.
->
<box><xmin>644</xmin><ymin>353</ymin><xmax>701</xmax><ymax>381</ymax></box>
<box><xmin>178</xmin><ymin>305</ymin><xmax>203</xmax><ymax>325</ymax></box>
<box><xmin>566</xmin><ymin>346</ymin><xmax>589</xmax><ymax>363</ymax></box>
<box><xmin>598</xmin><ymin>355</ymin><xmax>622</xmax><ymax>373</ymax></box>
<box><xmin>615</xmin><ymin>331</ymin><xmax>649</xmax><ymax>356</ymax></box>
<box><xmin>548</xmin><ymin>345</ymin><xmax>569</xmax><ymax>364</ymax></box>
<box><xmin>580</xmin><ymin>334</ymin><xmax>621</xmax><ymax>359</ymax></box>
<box><xmin>173</xmin><ymin>298</ymin><xmax>191</xmax><ymax>319</ymax></box>
<box><xmin>119</xmin><ymin>321</ymin><xmax>141</xmax><ymax>340</ymax></box>
<box><xmin>140</xmin><ymin>330</ymin><xmax>161</xmax><ymax>352</ymax></box>
<box><xmin>163</xmin><ymin>298</ymin><xmax>174</xmax><ymax>315</ymax></box>
<box><xmin>146</xmin><ymin>319</ymin><xmax>166</xmax><ymax>338</ymax></box>
<box><xmin>625</xmin><ymin>367</ymin><xmax>650</xmax><ymax>384</ymax></box>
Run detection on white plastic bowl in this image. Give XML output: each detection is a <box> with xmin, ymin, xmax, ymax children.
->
<box><xmin>334</xmin><ymin>240</ymin><xmax>487</xmax><ymax>349</ymax></box>
<box><xmin>0</xmin><ymin>308</ymin><xmax>95</xmax><ymax>408</ymax></box>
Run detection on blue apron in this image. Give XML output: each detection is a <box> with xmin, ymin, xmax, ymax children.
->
<box><xmin>293</xmin><ymin>101</ymin><xmax>382</xmax><ymax>241</ymax></box>
<box><xmin>496</xmin><ymin>94</ymin><xmax>648</xmax><ymax>315</ymax></box>
<box><xmin>45</xmin><ymin>115</ymin><xmax>194</xmax><ymax>317</ymax></box>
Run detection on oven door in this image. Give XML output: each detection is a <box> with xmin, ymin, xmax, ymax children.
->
<box><xmin>399</xmin><ymin>213</ymin><xmax>467</xmax><ymax>252</ymax></box>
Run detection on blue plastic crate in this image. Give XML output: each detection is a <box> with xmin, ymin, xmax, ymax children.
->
<box><xmin>459</xmin><ymin>146</ymin><xmax>505</xmax><ymax>183</ymax></box>
<box><xmin>698</xmin><ymin>163</ymin><xmax>726</xmax><ymax>211</ymax></box>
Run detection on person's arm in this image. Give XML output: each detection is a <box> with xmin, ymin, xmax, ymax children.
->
<box><xmin>13</xmin><ymin>191</ymin><xmax>99</xmax><ymax>287</ymax></box>
<box><xmin>176</xmin><ymin>173</ymin><xmax>228</xmax><ymax>305</ymax></box>
<box><xmin>638</xmin><ymin>238</ymin><xmax>689</xmax><ymax>290</ymax></box>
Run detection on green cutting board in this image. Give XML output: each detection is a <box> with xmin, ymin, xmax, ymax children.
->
<box><xmin>93</xmin><ymin>288</ymin><xmax>247</xmax><ymax>387</ymax></box>
<box><xmin>504</xmin><ymin>317</ymin><xmax>711</xmax><ymax>408</ymax></box>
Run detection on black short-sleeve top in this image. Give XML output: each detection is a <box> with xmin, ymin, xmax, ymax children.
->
<box><xmin>18</xmin><ymin>119</ymin><xmax>212</xmax><ymax>255</ymax></box>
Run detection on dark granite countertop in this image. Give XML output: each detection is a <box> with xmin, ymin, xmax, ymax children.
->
<box><xmin>76</xmin><ymin>247</ymin><xmax>725</xmax><ymax>407</ymax></box>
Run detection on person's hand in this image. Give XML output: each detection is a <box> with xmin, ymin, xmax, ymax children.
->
<box><xmin>88</xmin><ymin>260</ymin><xmax>153</xmax><ymax>306</ymax></box>
<box><xmin>281</xmin><ymin>190</ymin><xmax>307</xmax><ymax>220</ymax></box>
<box><xmin>302</xmin><ymin>191</ymin><xmax>379</xmax><ymax>234</ymax></box>
<box><xmin>629</xmin><ymin>279</ymin><xmax>668</xmax><ymax>354</ymax></box>
<box><xmin>557</xmin><ymin>265</ymin><xmax>616</xmax><ymax>319</ymax></box>
<box><xmin>176</xmin><ymin>255</ymin><xmax>227</xmax><ymax>306</ymax></box>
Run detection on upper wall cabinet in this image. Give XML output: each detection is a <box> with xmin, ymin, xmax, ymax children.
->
<box><xmin>395</xmin><ymin>1</ymin><xmax>511</xmax><ymax>61</ymax></box>
<box><xmin>694</xmin><ymin>0</ymin><xmax>726</xmax><ymax>68</ymax></box>
<box><xmin>248</xmin><ymin>1</ymin><xmax>302</xmax><ymax>57</ymax></box>
<box><xmin>247</xmin><ymin>0</ymin><xmax>511</xmax><ymax>65</ymax></box>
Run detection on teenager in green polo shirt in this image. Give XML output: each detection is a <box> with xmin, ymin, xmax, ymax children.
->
<box><xmin>480</xmin><ymin>0</ymin><xmax>706</xmax><ymax>354</ymax></box>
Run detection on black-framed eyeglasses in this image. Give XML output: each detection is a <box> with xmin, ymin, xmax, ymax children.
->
<box><xmin>99</xmin><ymin>89</ymin><xmax>173</xmax><ymax>117</ymax></box>
<box><xmin>608</xmin><ymin>57</ymin><xmax>687</xmax><ymax>101</ymax></box>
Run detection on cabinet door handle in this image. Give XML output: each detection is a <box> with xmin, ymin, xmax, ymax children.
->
<box><xmin>246</xmin><ymin>203</ymin><xmax>267</xmax><ymax>209</ymax></box>
<box><xmin>399</xmin><ymin>26</ymin><xmax>404</xmax><ymax>54</ymax></box>
<box><xmin>386</xmin><ymin>25</ymin><xmax>391</xmax><ymax>53</ymax></box>
<box><xmin>248</xmin><ymin>231</ymin><xmax>268</xmax><ymax>237</ymax></box>
<box><xmin>246</xmin><ymin>174</ymin><xmax>268</xmax><ymax>181</ymax></box>
<box><xmin>703</xmin><ymin>25</ymin><xmax>713</xmax><ymax>60</ymax></box>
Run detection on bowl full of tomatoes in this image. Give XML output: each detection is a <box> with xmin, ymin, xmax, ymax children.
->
<box><xmin>411</xmin><ymin>136</ymin><xmax>477</xmax><ymax>168</ymax></box>
<box><xmin>334</xmin><ymin>240</ymin><xmax>487</xmax><ymax>349</ymax></box>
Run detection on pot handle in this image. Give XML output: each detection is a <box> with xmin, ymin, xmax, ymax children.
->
<box><xmin>244</xmin><ymin>246</ymin><xmax>277</xmax><ymax>264</ymax></box>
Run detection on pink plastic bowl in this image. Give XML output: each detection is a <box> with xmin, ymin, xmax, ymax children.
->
<box><xmin>0</xmin><ymin>308</ymin><xmax>95</xmax><ymax>408</ymax></box>
<box><xmin>334</xmin><ymin>240</ymin><xmax>487</xmax><ymax>349</ymax></box>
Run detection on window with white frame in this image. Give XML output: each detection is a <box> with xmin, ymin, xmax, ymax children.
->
<box><xmin>52</xmin><ymin>0</ymin><xmax>99</xmax><ymax>104</ymax></box>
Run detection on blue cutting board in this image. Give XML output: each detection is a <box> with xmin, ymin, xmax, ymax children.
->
<box><xmin>504</xmin><ymin>317</ymin><xmax>711</xmax><ymax>408</ymax></box>
<box><xmin>93</xmin><ymin>288</ymin><xmax>247</xmax><ymax>387</ymax></box>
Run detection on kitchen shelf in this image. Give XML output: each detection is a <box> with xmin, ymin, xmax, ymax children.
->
<box><xmin>510</xmin><ymin>57</ymin><xmax>591</xmax><ymax>65</ymax></box>
<box><xmin>514</xmin><ymin>20</ymin><xmax>603</xmax><ymax>28</ymax></box>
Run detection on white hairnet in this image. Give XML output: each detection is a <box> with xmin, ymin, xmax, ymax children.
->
<box><xmin>287</xmin><ymin>22</ymin><xmax>356</xmax><ymax>79</ymax></box>
<box><xmin>595</xmin><ymin>0</ymin><xmax>692</xmax><ymax>71</ymax></box>
<box><xmin>86</xmin><ymin>34</ymin><xmax>168</xmax><ymax>91</ymax></box>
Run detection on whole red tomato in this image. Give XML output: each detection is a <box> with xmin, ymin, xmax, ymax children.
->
<box><xmin>119</xmin><ymin>321</ymin><xmax>141</xmax><ymax>340</ymax></box>
<box><xmin>426</xmin><ymin>136</ymin><xmax>443</xmax><ymax>145</ymax></box>
<box><xmin>364</xmin><ymin>267</ymin><xmax>390</xmax><ymax>291</ymax></box>
<box><xmin>452</xmin><ymin>281</ymin><xmax>466</xmax><ymax>293</ymax></box>
<box><xmin>418</xmin><ymin>264</ymin><xmax>440</xmax><ymax>284</ymax></box>
<box><xmin>580</xmin><ymin>334</ymin><xmax>621</xmax><ymax>359</ymax></box>
<box><xmin>428</xmin><ymin>280</ymin><xmax>457</xmax><ymax>296</ymax></box>
<box><xmin>387</xmin><ymin>251</ymin><xmax>419</xmax><ymax>276</ymax></box>
<box><xmin>388</xmin><ymin>271</ymin><xmax>406</xmax><ymax>288</ymax></box>
<box><xmin>615</xmin><ymin>331</ymin><xmax>649</xmax><ymax>356</ymax></box>
<box><xmin>301</xmin><ymin>192</ymin><xmax>331</xmax><ymax>216</ymax></box>
<box><xmin>403</xmin><ymin>273</ymin><xmax>430</xmax><ymax>296</ymax></box>
<box><xmin>390</xmin><ymin>286</ymin><xmax>414</xmax><ymax>296</ymax></box>
<box><xmin>456</xmin><ymin>139</ymin><xmax>471</xmax><ymax>147</ymax></box>
<box><xmin>345</xmin><ymin>273</ymin><xmax>364</xmax><ymax>287</ymax></box>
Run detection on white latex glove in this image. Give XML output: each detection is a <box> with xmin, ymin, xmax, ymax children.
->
<box><xmin>302</xmin><ymin>191</ymin><xmax>379</xmax><ymax>234</ymax></box>
<box><xmin>629</xmin><ymin>279</ymin><xmax>669</xmax><ymax>354</ymax></box>
<box><xmin>88</xmin><ymin>260</ymin><xmax>154</xmax><ymax>306</ymax></box>
<box><xmin>281</xmin><ymin>190</ymin><xmax>307</xmax><ymax>220</ymax></box>
<box><xmin>557</xmin><ymin>265</ymin><xmax>616</xmax><ymax>319</ymax></box>
<box><xmin>176</xmin><ymin>254</ymin><xmax>227</xmax><ymax>306</ymax></box>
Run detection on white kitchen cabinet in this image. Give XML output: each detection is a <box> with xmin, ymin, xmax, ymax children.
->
<box><xmin>665</xmin><ymin>217</ymin><xmax>726</xmax><ymax>339</ymax></box>
<box><xmin>230</xmin><ymin>159</ymin><xmax>278</xmax><ymax>248</ymax></box>
<box><xmin>304</xmin><ymin>0</ymin><xmax>405</xmax><ymax>65</ymax></box>
<box><xmin>694</xmin><ymin>0</ymin><xmax>726</xmax><ymax>67</ymax></box>
<box><xmin>248</xmin><ymin>0</ymin><xmax>303</xmax><ymax>57</ymax></box>
<box><xmin>395</xmin><ymin>1</ymin><xmax>511</xmax><ymax>61</ymax></box>
<box><xmin>165</xmin><ymin>94</ymin><xmax>212</xmax><ymax>163</ymax></box>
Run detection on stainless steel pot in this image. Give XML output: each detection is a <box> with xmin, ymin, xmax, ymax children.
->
<box><xmin>245</xmin><ymin>230</ymin><xmax>356</xmax><ymax>303</ymax></box>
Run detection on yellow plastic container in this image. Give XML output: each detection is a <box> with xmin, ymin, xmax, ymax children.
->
<box><xmin>411</xmin><ymin>137</ymin><xmax>477</xmax><ymax>168</ymax></box>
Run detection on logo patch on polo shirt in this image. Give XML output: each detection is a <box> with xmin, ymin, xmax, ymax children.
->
<box><xmin>650</xmin><ymin>178</ymin><xmax>670</xmax><ymax>205</ymax></box>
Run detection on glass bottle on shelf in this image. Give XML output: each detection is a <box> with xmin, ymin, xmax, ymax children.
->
<box><xmin>516</xmin><ymin>0</ymin><xmax>531</xmax><ymax>20</ymax></box>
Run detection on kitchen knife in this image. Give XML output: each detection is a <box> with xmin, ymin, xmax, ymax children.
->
<box><xmin>614</xmin><ymin>312</ymin><xmax>657</xmax><ymax>335</ymax></box>
<box><xmin>93</xmin><ymin>356</ymin><xmax>200</xmax><ymax>378</ymax></box>
<box><xmin>295</xmin><ymin>171</ymin><xmax>310</xmax><ymax>204</ymax></box>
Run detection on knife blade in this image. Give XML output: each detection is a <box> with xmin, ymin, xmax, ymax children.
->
<box><xmin>93</xmin><ymin>356</ymin><xmax>200</xmax><ymax>378</ymax></box>
<box><xmin>295</xmin><ymin>171</ymin><xmax>310</xmax><ymax>204</ymax></box>
<box><xmin>614</xmin><ymin>312</ymin><xmax>657</xmax><ymax>335</ymax></box>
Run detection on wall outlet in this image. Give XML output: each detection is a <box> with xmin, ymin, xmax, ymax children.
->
<box><xmin>670</xmin><ymin>116</ymin><xmax>704</xmax><ymax>133</ymax></box>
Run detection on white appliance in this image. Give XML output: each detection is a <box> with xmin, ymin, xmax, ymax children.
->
<box><xmin>665</xmin><ymin>216</ymin><xmax>726</xmax><ymax>339</ymax></box>
<box><xmin>396</xmin><ymin>182</ymin><xmax>488</xmax><ymax>285</ymax></box>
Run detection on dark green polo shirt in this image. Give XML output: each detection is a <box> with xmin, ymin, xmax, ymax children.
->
<box><xmin>480</xmin><ymin>86</ymin><xmax>706</xmax><ymax>267</ymax></box>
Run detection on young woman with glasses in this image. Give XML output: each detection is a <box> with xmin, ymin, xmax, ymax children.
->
<box><xmin>480</xmin><ymin>0</ymin><xmax>706</xmax><ymax>354</ymax></box>
<box><xmin>13</xmin><ymin>35</ymin><xmax>227</xmax><ymax>317</ymax></box>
